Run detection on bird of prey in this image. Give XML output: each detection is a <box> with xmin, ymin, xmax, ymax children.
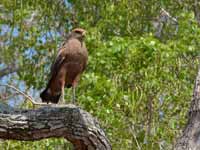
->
<box><xmin>40</xmin><ymin>28</ymin><xmax>88</xmax><ymax>104</ymax></box>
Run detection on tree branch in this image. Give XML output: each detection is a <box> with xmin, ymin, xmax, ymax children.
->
<box><xmin>0</xmin><ymin>84</ymin><xmax>50</xmax><ymax>106</ymax></box>
<box><xmin>0</xmin><ymin>104</ymin><xmax>112</xmax><ymax>150</ymax></box>
<box><xmin>174</xmin><ymin>66</ymin><xmax>200</xmax><ymax>150</ymax></box>
<box><xmin>152</xmin><ymin>8</ymin><xmax>178</xmax><ymax>39</ymax></box>
<box><xmin>194</xmin><ymin>0</ymin><xmax>200</xmax><ymax>26</ymax></box>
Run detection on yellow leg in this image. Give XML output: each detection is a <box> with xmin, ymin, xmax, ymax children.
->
<box><xmin>72</xmin><ymin>86</ymin><xmax>76</xmax><ymax>104</ymax></box>
<box><xmin>72</xmin><ymin>77</ymin><xmax>79</xmax><ymax>104</ymax></box>
<box><xmin>61</xmin><ymin>85</ymin><xmax>65</xmax><ymax>104</ymax></box>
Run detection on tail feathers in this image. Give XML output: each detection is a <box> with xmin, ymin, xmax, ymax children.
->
<box><xmin>40</xmin><ymin>88</ymin><xmax>61</xmax><ymax>104</ymax></box>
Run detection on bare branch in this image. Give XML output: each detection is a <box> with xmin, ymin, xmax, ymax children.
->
<box><xmin>152</xmin><ymin>8</ymin><xmax>178</xmax><ymax>38</ymax></box>
<box><xmin>175</xmin><ymin>66</ymin><xmax>200</xmax><ymax>150</ymax></box>
<box><xmin>194</xmin><ymin>0</ymin><xmax>200</xmax><ymax>26</ymax></box>
<box><xmin>0</xmin><ymin>84</ymin><xmax>50</xmax><ymax>106</ymax></box>
<box><xmin>0</xmin><ymin>104</ymin><xmax>112</xmax><ymax>150</ymax></box>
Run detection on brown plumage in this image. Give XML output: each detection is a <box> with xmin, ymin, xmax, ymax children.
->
<box><xmin>40</xmin><ymin>28</ymin><xmax>88</xmax><ymax>104</ymax></box>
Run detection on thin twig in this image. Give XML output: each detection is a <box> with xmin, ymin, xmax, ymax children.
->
<box><xmin>130</xmin><ymin>124</ymin><xmax>142</xmax><ymax>150</ymax></box>
<box><xmin>124</xmin><ymin>116</ymin><xmax>142</xmax><ymax>150</ymax></box>
<box><xmin>0</xmin><ymin>84</ymin><xmax>50</xmax><ymax>106</ymax></box>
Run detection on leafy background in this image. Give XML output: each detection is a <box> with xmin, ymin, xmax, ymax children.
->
<box><xmin>0</xmin><ymin>0</ymin><xmax>199</xmax><ymax>149</ymax></box>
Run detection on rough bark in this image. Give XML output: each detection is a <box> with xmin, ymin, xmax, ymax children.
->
<box><xmin>0</xmin><ymin>104</ymin><xmax>112</xmax><ymax>150</ymax></box>
<box><xmin>174</xmin><ymin>67</ymin><xmax>200</xmax><ymax>150</ymax></box>
<box><xmin>194</xmin><ymin>0</ymin><xmax>200</xmax><ymax>26</ymax></box>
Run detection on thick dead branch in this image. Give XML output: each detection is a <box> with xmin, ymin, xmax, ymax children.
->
<box><xmin>152</xmin><ymin>8</ymin><xmax>178</xmax><ymax>38</ymax></box>
<box><xmin>174</xmin><ymin>67</ymin><xmax>200</xmax><ymax>150</ymax></box>
<box><xmin>0</xmin><ymin>104</ymin><xmax>112</xmax><ymax>150</ymax></box>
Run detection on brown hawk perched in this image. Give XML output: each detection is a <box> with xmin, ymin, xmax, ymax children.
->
<box><xmin>40</xmin><ymin>28</ymin><xmax>88</xmax><ymax>104</ymax></box>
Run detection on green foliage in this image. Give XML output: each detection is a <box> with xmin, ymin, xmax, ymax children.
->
<box><xmin>0</xmin><ymin>0</ymin><xmax>200</xmax><ymax>149</ymax></box>
<box><xmin>78</xmin><ymin>33</ymin><xmax>198</xmax><ymax>149</ymax></box>
<box><xmin>0</xmin><ymin>138</ymin><xmax>72</xmax><ymax>150</ymax></box>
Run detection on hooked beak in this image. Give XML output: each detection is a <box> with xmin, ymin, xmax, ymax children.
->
<box><xmin>82</xmin><ymin>31</ymin><xmax>86</xmax><ymax>36</ymax></box>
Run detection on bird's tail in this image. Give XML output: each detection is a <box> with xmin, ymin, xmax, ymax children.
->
<box><xmin>40</xmin><ymin>88</ymin><xmax>61</xmax><ymax>104</ymax></box>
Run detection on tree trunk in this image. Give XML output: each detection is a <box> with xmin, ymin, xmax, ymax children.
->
<box><xmin>175</xmin><ymin>67</ymin><xmax>200</xmax><ymax>150</ymax></box>
<box><xmin>0</xmin><ymin>104</ymin><xmax>112</xmax><ymax>150</ymax></box>
<box><xmin>194</xmin><ymin>0</ymin><xmax>200</xmax><ymax>26</ymax></box>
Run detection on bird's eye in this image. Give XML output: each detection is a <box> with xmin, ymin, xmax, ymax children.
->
<box><xmin>74</xmin><ymin>30</ymin><xmax>82</xmax><ymax>34</ymax></box>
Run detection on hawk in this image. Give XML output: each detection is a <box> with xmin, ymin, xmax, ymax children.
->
<box><xmin>40</xmin><ymin>28</ymin><xmax>88</xmax><ymax>104</ymax></box>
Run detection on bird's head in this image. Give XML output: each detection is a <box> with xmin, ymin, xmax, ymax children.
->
<box><xmin>71</xmin><ymin>28</ymin><xmax>86</xmax><ymax>41</ymax></box>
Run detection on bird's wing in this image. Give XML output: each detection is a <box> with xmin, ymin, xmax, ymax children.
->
<box><xmin>50</xmin><ymin>47</ymin><xmax>66</xmax><ymax>78</ymax></box>
<box><xmin>49</xmin><ymin>38</ymin><xmax>87</xmax><ymax>79</ymax></box>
